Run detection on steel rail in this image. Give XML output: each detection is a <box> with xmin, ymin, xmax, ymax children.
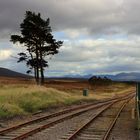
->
<box><xmin>0</xmin><ymin>91</ymin><xmax>134</xmax><ymax>136</ymax></box>
<box><xmin>67</xmin><ymin>95</ymin><xmax>134</xmax><ymax>140</ymax></box>
<box><xmin>11</xmin><ymin>94</ymin><xmax>134</xmax><ymax>140</ymax></box>
<box><xmin>0</xmin><ymin>99</ymin><xmax>113</xmax><ymax>135</ymax></box>
<box><xmin>11</xmin><ymin>102</ymin><xmax>115</xmax><ymax>140</ymax></box>
<box><xmin>67</xmin><ymin>103</ymin><xmax>114</xmax><ymax>140</ymax></box>
<box><xmin>102</xmin><ymin>96</ymin><xmax>133</xmax><ymax>140</ymax></box>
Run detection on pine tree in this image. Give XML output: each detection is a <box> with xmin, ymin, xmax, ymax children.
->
<box><xmin>10</xmin><ymin>11</ymin><xmax>63</xmax><ymax>85</ymax></box>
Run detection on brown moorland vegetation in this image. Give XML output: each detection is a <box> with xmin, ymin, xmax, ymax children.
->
<box><xmin>0</xmin><ymin>77</ymin><xmax>135</xmax><ymax>118</ymax></box>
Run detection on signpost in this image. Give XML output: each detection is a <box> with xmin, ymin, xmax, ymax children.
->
<box><xmin>136</xmin><ymin>83</ymin><xmax>140</xmax><ymax>139</ymax></box>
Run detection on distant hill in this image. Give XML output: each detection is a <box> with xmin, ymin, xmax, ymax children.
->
<box><xmin>109</xmin><ymin>72</ymin><xmax>140</xmax><ymax>81</ymax></box>
<box><xmin>89</xmin><ymin>73</ymin><xmax>140</xmax><ymax>81</ymax></box>
<box><xmin>0</xmin><ymin>67</ymin><xmax>31</xmax><ymax>78</ymax></box>
<box><xmin>2</xmin><ymin>67</ymin><xmax>140</xmax><ymax>81</ymax></box>
<box><xmin>52</xmin><ymin>72</ymin><xmax>140</xmax><ymax>82</ymax></box>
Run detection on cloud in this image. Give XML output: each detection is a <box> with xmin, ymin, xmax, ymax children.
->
<box><xmin>46</xmin><ymin>37</ymin><xmax>140</xmax><ymax>75</ymax></box>
<box><xmin>0</xmin><ymin>50</ymin><xmax>12</xmax><ymax>60</ymax></box>
<box><xmin>0</xmin><ymin>0</ymin><xmax>140</xmax><ymax>37</ymax></box>
<box><xmin>0</xmin><ymin>0</ymin><xmax>140</xmax><ymax>76</ymax></box>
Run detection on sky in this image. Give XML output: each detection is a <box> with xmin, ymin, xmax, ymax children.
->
<box><xmin>1</xmin><ymin>0</ymin><xmax>140</xmax><ymax>76</ymax></box>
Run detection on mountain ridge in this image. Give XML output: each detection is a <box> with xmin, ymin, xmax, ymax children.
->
<box><xmin>52</xmin><ymin>72</ymin><xmax>140</xmax><ymax>81</ymax></box>
<box><xmin>0</xmin><ymin>67</ymin><xmax>140</xmax><ymax>81</ymax></box>
<box><xmin>0</xmin><ymin>67</ymin><xmax>31</xmax><ymax>78</ymax></box>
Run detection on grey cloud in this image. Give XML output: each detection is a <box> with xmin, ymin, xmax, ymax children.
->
<box><xmin>53</xmin><ymin>39</ymin><xmax>140</xmax><ymax>63</ymax></box>
<box><xmin>1</xmin><ymin>0</ymin><xmax>140</xmax><ymax>76</ymax></box>
<box><xmin>1</xmin><ymin>0</ymin><xmax>140</xmax><ymax>38</ymax></box>
<box><xmin>44</xmin><ymin>38</ymin><xmax>140</xmax><ymax>76</ymax></box>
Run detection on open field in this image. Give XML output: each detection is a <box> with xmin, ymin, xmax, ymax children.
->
<box><xmin>0</xmin><ymin>77</ymin><xmax>135</xmax><ymax>118</ymax></box>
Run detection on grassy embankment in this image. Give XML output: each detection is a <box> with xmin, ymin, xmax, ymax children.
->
<box><xmin>0</xmin><ymin>83</ymin><xmax>134</xmax><ymax>118</ymax></box>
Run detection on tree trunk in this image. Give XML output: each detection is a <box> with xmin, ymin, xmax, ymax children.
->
<box><xmin>34</xmin><ymin>67</ymin><xmax>37</xmax><ymax>82</ymax></box>
<box><xmin>40</xmin><ymin>66</ymin><xmax>44</xmax><ymax>85</ymax></box>
<box><xmin>35</xmin><ymin>67</ymin><xmax>39</xmax><ymax>85</ymax></box>
<box><xmin>39</xmin><ymin>44</ymin><xmax>44</xmax><ymax>85</ymax></box>
<box><xmin>36</xmin><ymin>45</ymin><xmax>40</xmax><ymax>85</ymax></box>
<box><xmin>40</xmin><ymin>52</ymin><xmax>44</xmax><ymax>85</ymax></box>
<box><xmin>28</xmin><ymin>46</ymin><xmax>39</xmax><ymax>85</ymax></box>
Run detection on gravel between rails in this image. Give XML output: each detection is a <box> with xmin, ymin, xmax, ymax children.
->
<box><xmin>108</xmin><ymin>98</ymin><xmax>137</xmax><ymax>140</ymax></box>
<box><xmin>65</xmin><ymin>101</ymin><xmax>126</xmax><ymax>140</ymax></box>
<box><xmin>0</xmin><ymin>95</ymin><xmax>134</xmax><ymax>140</ymax></box>
<box><xmin>26</xmin><ymin>105</ymin><xmax>109</xmax><ymax>140</ymax></box>
<box><xmin>0</xmin><ymin>102</ymin><xmax>96</xmax><ymax>129</ymax></box>
<box><xmin>26</xmin><ymin>101</ymin><xmax>137</xmax><ymax>140</ymax></box>
<box><xmin>0</xmin><ymin>92</ymin><xmax>134</xmax><ymax>130</ymax></box>
<box><xmin>26</xmin><ymin>101</ymin><xmax>126</xmax><ymax>140</ymax></box>
<box><xmin>0</xmin><ymin>102</ymin><xmax>112</xmax><ymax>140</ymax></box>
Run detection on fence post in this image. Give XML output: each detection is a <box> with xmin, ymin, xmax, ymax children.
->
<box><xmin>136</xmin><ymin>82</ymin><xmax>140</xmax><ymax>139</ymax></box>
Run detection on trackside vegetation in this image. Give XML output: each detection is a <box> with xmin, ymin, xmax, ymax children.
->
<box><xmin>0</xmin><ymin>83</ymin><xmax>133</xmax><ymax>118</ymax></box>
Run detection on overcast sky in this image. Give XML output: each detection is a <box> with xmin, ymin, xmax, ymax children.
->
<box><xmin>1</xmin><ymin>0</ymin><xmax>140</xmax><ymax>76</ymax></box>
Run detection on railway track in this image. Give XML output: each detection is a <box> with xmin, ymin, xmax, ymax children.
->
<box><xmin>0</xmin><ymin>92</ymin><xmax>135</xmax><ymax>140</ymax></box>
<box><xmin>62</xmin><ymin>95</ymin><xmax>134</xmax><ymax>140</ymax></box>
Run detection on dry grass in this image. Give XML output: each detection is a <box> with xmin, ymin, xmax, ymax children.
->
<box><xmin>0</xmin><ymin>82</ymin><xmax>134</xmax><ymax>118</ymax></box>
